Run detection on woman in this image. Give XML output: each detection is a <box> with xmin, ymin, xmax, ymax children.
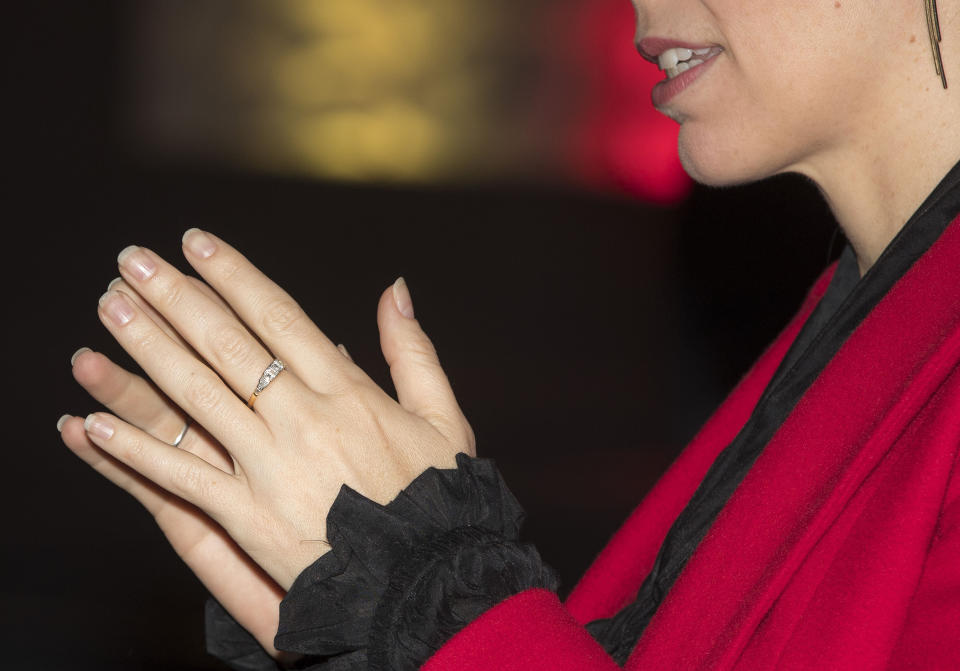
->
<box><xmin>58</xmin><ymin>0</ymin><xmax>959</xmax><ymax>669</ymax></box>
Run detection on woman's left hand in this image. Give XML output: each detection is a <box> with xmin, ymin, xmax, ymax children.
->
<box><xmin>80</xmin><ymin>229</ymin><xmax>476</xmax><ymax>590</ymax></box>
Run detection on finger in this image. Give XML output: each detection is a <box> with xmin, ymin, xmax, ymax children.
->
<box><xmin>109</xmin><ymin>277</ymin><xmax>193</xmax><ymax>351</ymax></box>
<box><xmin>59</xmin><ymin>414</ymin><xmax>176</xmax><ymax>517</ymax></box>
<box><xmin>179</xmin><ymin>229</ymin><xmax>347</xmax><ymax>391</ymax></box>
<box><xmin>96</xmin><ymin>288</ymin><xmax>270</xmax><ymax>457</ymax></box>
<box><xmin>109</xmin><ymin>275</ymin><xmax>240</xmax><ymax>352</ymax></box>
<box><xmin>107</xmin><ymin>276</ymin><xmax>242</xmax><ymax>458</ymax></box>
<box><xmin>377</xmin><ymin>278</ymin><xmax>475</xmax><ymax>453</ymax></box>
<box><xmin>72</xmin><ymin>346</ymin><xmax>185</xmax><ymax>443</ymax></box>
<box><xmin>59</xmin><ymin>414</ymin><xmax>284</xmax><ymax>656</ymax></box>
<box><xmin>81</xmin><ymin>411</ymin><xmax>238</xmax><ymax>514</ymax></box>
<box><xmin>110</xmin><ymin>273</ymin><xmax>268</xmax><ymax>386</ymax></box>
<box><xmin>70</xmin><ymin>347</ymin><xmax>233</xmax><ymax>472</ymax></box>
<box><xmin>113</xmin><ymin>245</ymin><xmax>311</xmax><ymax>419</ymax></box>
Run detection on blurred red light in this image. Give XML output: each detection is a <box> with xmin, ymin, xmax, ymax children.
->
<box><xmin>567</xmin><ymin>0</ymin><xmax>691</xmax><ymax>204</ymax></box>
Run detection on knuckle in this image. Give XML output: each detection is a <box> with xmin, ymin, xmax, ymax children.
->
<box><xmin>183</xmin><ymin>372</ymin><xmax>222</xmax><ymax>413</ymax></box>
<box><xmin>157</xmin><ymin>276</ymin><xmax>188</xmax><ymax>311</ymax></box>
<box><xmin>211</xmin><ymin>325</ymin><xmax>256</xmax><ymax>368</ymax></box>
<box><xmin>218</xmin><ymin>257</ymin><xmax>243</xmax><ymax>284</ymax></box>
<box><xmin>260</xmin><ymin>298</ymin><xmax>304</xmax><ymax>337</ymax></box>
<box><xmin>171</xmin><ymin>460</ymin><xmax>211</xmax><ymax>500</ymax></box>
<box><xmin>104</xmin><ymin>371</ymin><xmax>138</xmax><ymax>408</ymax></box>
<box><xmin>125</xmin><ymin>435</ymin><xmax>148</xmax><ymax>461</ymax></box>
<box><xmin>400</xmin><ymin>335</ymin><xmax>439</xmax><ymax>362</ymax></box>
<box><xmin>135</xmin><ymin>327</ymin><xmax>164</xmax><ymax>355</ymax></box>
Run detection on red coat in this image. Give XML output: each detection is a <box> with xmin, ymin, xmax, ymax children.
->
<box><xmin>423</xmin><ymin>214</ymin><xmax>960</xmax><ymax>670</ymax></box>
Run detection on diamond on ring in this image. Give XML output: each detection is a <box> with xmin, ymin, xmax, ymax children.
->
<box><xmin>248</xmin><ymin>358</ymin><xmax>285</xmax><ymax>408</ymax></box>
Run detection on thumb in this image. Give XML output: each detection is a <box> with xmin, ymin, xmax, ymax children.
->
<box><xmin>377</xmin><ymin>278</ymin><xmax>475</xmax><ymax>452</ymax></box>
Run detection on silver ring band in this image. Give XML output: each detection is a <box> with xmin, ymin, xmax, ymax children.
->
<box><xmin>171</xmin><ymin>421</ymin><xmax>190</xmax><ymax>447</ymax></box>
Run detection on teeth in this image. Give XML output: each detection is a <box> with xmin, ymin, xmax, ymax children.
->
<box><xmin>657</xmin><ymin>47</ymin><xmax>695</xmax><ymax>71</ymax></box>
<box><xmin>659</xmin><ymin>49</ymin><xmax>680</xmax><ymax>70</ymax></box>
<box><xmin>659</xmin><ymin>46</ymin><xmax>718</xmax><ymax>80</ymax></box>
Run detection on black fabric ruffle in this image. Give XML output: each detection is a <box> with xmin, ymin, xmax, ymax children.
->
<box><xmin>205</xmin><ymin>599</ymin><xmax>281</xmax><ymax>671</ymax></box>
<box><xmin>368</xmin><ymin>525</ymin><xmax>557</xmax><ymax>669</ymax></box>
<box><xmin>213</xmin><ymin>451</ymin><xmax>557</xmax><ymax>669</ymax></box>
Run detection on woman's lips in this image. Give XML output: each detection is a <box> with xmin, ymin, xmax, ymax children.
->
<box><xmin>651</xmin><ymin>52</ymin><xmax>721</xmax><ymax>108</ymax></box>
<box><xmin>637</xmin><ymin>37</ymin><xmax>716</xmax><ymax>63</ymax></box>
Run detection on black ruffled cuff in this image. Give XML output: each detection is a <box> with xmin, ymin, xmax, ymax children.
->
<box><xmin>368</xmin><ymin>525</ymin><xmax>557</xmax><ymax>670</ymax></box>
<box><xmin>205</xmin><ymin>599</ymin><xmax>281</xmax><ymax>671</ymax></box>
<box><xmin>274</xmin><ymin>452</ymin><xmax>558</xmax><ymax>669</ymax></box>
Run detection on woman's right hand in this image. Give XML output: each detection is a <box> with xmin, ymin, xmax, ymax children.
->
<box><xmin>59</xmin><ymin>276</ymin><xmax>290</xmax><ymax>660</ymax></box>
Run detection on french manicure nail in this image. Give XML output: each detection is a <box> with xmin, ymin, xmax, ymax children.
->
<box><xmin>57</xmin><ymin>414</ymin><xmax>71</xmax><ymax>432</ymax></box>
<box><xmin>99</xmin><ymin>291</ymin><xmax>135</xmax><ymax>326</ymax></box>
<box><xmin>70</xmin><ymin>347</ymin><xmax>91</xmax><ymax>366</ymax></box>
<box><xmin>118</xmin><ymin>245</ymin><xmax>156</xmax><ymax>281</ymax></box>
<box><xmin>183</xmin><ymin>228</ymin><xmax>217</xmax><ymax>259</ymax></box>
<box><xmin>107</xmin><ymin>276</ymin><xmax>123</xmax><ymax>291</ymax></box>
<box><xmin>393</xmin><ymin>277</ymin><xmax>415</xmax><ymax>319</ymax></box>
<box><xmin>84</xmin><ymin>413</ymin><xmax>115</xmax><ymax>440</ymax></box>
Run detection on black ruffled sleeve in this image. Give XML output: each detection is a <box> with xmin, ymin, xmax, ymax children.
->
<box><xmin>205</xmin><ymin>452</ymin><xmax>558</xmax><ymax>670</ymax></box>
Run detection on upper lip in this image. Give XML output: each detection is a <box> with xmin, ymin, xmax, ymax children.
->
<box><xmin>636</xmin><ymin>37</ymin><xmax>719</xmax><ymax>65</ymax></box>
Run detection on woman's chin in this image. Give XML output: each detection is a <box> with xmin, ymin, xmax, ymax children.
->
<box><xmin>678</xmin><ymin>142</ymin><xmax>753</xmax><ymax>188</ymax></box>
<box><xmin>677</xmin><ymin>124</ymin><xmax>785</xmax><ymax>188</ymax></box>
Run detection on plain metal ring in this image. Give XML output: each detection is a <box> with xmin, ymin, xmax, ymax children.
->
<box><xmin>171</xmin><ymin>421</ymin><xmax>190</xmax><ymax>447</ymax></box>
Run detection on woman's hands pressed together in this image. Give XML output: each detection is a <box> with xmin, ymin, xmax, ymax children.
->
<box><xmin>59</xmin><ymin>229</ymin><xmax>476</xmax><ymax>643</ymax></box>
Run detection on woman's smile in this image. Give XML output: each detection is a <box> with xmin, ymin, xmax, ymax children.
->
<box><xmin>637</xmin><ymin>37</ymin><xmax>724</xmax><ymax>110</ymax></box>
<box><xmin>657</xmin><ymin>46</ymin><xmax>723</xmax><ymax>79</ymax></box>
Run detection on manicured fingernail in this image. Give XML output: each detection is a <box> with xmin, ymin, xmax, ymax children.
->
<box><xmin>118</xmin><ymin>245</ymin><xmax>156</xmax><ymax>281</ymax></box>
<box><xmin>393</xmin><ymin>277</ymin><xmax>415</xmax><ymax>319</ymax></box>
<box><xmin>99</xmin><ymin>291</ymin><xmax>135</xmax><ymax>326</ymax></box>
<box><xmin>107</xmin><ymin>276</ymin><xmax>123</xmax><ymax>291</ymax></box>
<box><xmin>84</xmin><ymin>413</ymin><xmax>114</xmax><ymax>440</ymax></box>
<box><xmin>337</xmin><ymin>343</ymin><xmax>353</xmax><ymax>361</ymax></box>
<box><xmin>57</xmin><ymin>414</ymin><xmax>71</xmax><ymax>432</ymax></box>
<box><xmin>70</xmin><ymin>347</ymin><xmax>91</xmax><ymax>366</ymax></box>
<box><xmin>183</xmin><ymin>228</ymin><xmax>217</xmax><ymax>259</ymax></box>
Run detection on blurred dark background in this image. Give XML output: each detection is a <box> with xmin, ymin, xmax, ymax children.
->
<box><xmin>7</xmin><ymin>1</ymin><xmax>839</xmax><ymax>668</ymax></box>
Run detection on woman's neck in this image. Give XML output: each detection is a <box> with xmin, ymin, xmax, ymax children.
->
<box><xmin>813</xmin><ymin>136</ymin><xmax>959</xmax><ymax>277</ymax></box>
<box><xmin>793</xmin><ymin>9</ymin><xmax>960</xmax><ymax>277</ymax></box>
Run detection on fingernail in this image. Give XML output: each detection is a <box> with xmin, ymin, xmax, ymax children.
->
<box><xmin>393</xmin><ymin>277</ymin><xmax>415</xmax><ymax>319</ymax></box>
<box><xmin>84</xmin><ymin>413</ymin><xmax>114</xmax><ymax>440</ymax></box>
<box><xmin>99</xmin><ymin>291</ymin><xmax>135</xmax><ymax>326</ymax></box>
<box><xmin>57</xmin><ymin>414</ymin><xmax>71</xmax><ymax>432</ymax></box>
<box><xmin>70</xmin><ymin>347</ymin><xmax>92</xmax><ymax>366</ymax></box>
<box><xmin>118</xmin><ymin>245</ymin><xmax>156</xmax><ymax>281</ymax></box>
<box><xmin>337</xmin><ymin>343</ymin><xmax>353</xmax><ymax>361</ymax></box>
<box><xmin>107</xmin><ymin>276</ymin><xmax>123</xmax><ymax>291</ymax></box>
<box><xmin>183</xmin><ymin>228</ymin><xmax>217</xmax><ymax>259</ymax></box>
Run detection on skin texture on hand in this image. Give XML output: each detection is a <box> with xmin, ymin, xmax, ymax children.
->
<box><xmin>61</xmin><ymin>228</ymin><xmax>474</xmax><ymax>595</ymax></box>
<box><xmin>61</xmin><ymin>280</ymin><xmax>288</xmax><ymax>656</ymax></box>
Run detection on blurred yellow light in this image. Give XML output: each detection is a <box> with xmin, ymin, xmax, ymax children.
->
<box><xmin>284</xmin><ymin>100</ymin><xmax>446</xmax><ymax>180</ymax></box>
<box><xmin>132</xmin><ymin>0</ymin><xmax>529</xmax><ymax>184</ymax></box>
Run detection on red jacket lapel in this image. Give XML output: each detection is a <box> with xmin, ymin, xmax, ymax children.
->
<box><xmin>627</xmin><ymin>216</ymin><xmax>960</xmax><ymax>670</ymax></box>
<box><xmin>565</xmin><ymin>265</ymin><xmax>837</xmax><ymax>625</ymax></box>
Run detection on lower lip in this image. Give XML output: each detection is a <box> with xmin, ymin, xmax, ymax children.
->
<box><xmin>651</xmin><ymin>55</ymin><xmax>720</xmax><ymax>108</ymax></box>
